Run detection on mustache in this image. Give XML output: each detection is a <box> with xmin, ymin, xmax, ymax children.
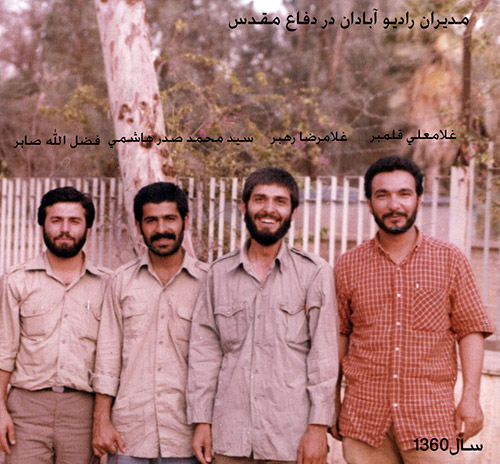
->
<box><xmin>382</xmin><ymin>212</ymin><xmax>407</xmax><ymax>219</ymax></box>
<box><xmin>255</xmin><ymin>213</ymin><xmax>281</xmax><ymax>220</ymax></box>
<box><xmin>150</xmin><ymin>232</ymin><xmax>177</xmax><ymax>242</ymax></box>
<box><xmin>55</xmin><ymin>233</ymin><xmax>74</xmax><ymax>239</ymax></box>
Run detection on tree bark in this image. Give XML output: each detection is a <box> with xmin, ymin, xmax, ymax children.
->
<box><xmin>458</xmin><ymin>0</ymin><xmax>490</xmax><ymax>166</ymax></box>
<box><xmin>94</xmin><ymin>0</ymin><xmax>176</xmax><ymax>252</ymax></box>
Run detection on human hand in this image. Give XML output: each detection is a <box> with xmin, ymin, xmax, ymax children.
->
<box><xmin>92</xmin><ymin>417</ymin><xmax>126</xmax><ymax>458</ymax></box>
<box><xmin>455</xmin><ymin>395</ymin><xmax>483</xmax><ymax>442</ymax></box>
<box><xmin>192</xmin><ymin>423</ymin><xmax>212</xmax><ymax>464</ymax></box>
<box><xmin>298</xmin><ymin>424</ymin><xmax>328</xmax><ymax>464</ymax></box>
<box><xmin>0</xmin><ymin>407</ymin><xmax>15</xmax><ymax>454</ymax></box>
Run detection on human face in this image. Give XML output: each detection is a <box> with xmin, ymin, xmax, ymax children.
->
<box><xmin>43</xmin><ymin>202</ymin><xmax>88</xmax><ymax>258</ymax></box>
<box><xmin>242</xmin><ymin>183</ymin><xmax>295</xmax><ymax>246</ymax></box>
<box><xmin>137</xmin><ymin>201</ymin><xmax>186</xmax><ymax>257</ymax></box>
<box><xmin>367</xmin><ymin>170</ymin><xmax>421</xmax><ymax>235</ymax></box>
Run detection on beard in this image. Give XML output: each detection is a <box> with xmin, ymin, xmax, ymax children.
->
<box><xmin>142</xmin><ymin>224</ymin><xmax>184</xmax><ymax>257</ymax></box>
<box><xmin>43</xmin><ymin>230</ymin><xmax>87</xmax><ymax>258</ymax></box>
<box><xmin>245</xmin><ymin>211</ymin><xmax>292</xmax><ymax>246</ymax></box>
<box><xmin>373</xmin><ymin>208</ymin><xmax>418</xmax><ymax>235</ymax></box>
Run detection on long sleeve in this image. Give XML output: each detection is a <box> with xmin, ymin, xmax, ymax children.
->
<box><xmin>186</xmin><ymin>270</ymin><xmax>223</xmax><ymax>424</ymax></box>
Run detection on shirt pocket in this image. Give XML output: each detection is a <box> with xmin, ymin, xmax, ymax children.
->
<box><xmin>83</xmin><ymin>300</ymin><xmax>101</xmax><ymax>341</ymax></box>
<box><xmin>411</xmin><ymin>286</ymin><xmax>451</xmax><ymax>332</ymax></box>
<box><xmin>279</xmin><ymin>302</ymin><xmax>309</xmax><ymax>345</ymax></box>
<box><xmin>67</xmin><ymin>294</ymin><xmax>102</xmax><ymax>341</ymax></box>
<box><xmin>122</xmin><ymin>301</ymin><xmax>148</xmax><ymax>338</ymax></box>
<box><xmin>214</xmin><ymin>302</ymin><xmax>249</xmax><ymax>351</ymax></box>
<box><xmin>175</xmin><ymin>305</ymin><xmax>193</xmax><ymax>342</ymax></box>
<box><xmin>19</xmin><ymin>301</ymin><xmax>58</xmax><ymax>338</ymax></box>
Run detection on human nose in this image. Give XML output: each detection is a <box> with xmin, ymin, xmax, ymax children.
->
<box><xmin>60</xmin><ymin>219</ymin><xmax>71</xmax><ymax>233</ymax></box>
<box><xmin>387</xmin><ymin>194</ymin><xmax>401</xmax><ymax>210</ymax></box>
<box><xmin>157</xmin><ymin>218</ymin><xmax>170</xmax><ymax>233</ymax></box>
<box><xmin>262</xmin><ymin>198</ymin><xmax>277</xmax><ymax>213</ymax></box>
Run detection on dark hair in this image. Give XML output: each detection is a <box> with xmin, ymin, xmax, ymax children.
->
<box><xmin>133</xmin><ymin>182</ymin><xmax>188</xmax><ymax>222</ymax></box>
<box><xmin>364</xmin><ymin>155</ymin><xmax>424</xmax><ymax>198</ymax></box>
<box><xmin>242</xmin><ymin>168</ymin><xmax>299</xmax><ymax>212</ymax></box>
<box><xmin>37</xmin><ymin>186</ymin><xmax>95</xmax><ymax>228</ymax></box>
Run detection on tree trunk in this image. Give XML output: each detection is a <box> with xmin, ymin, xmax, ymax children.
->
<box><xmin>94</xmin><ymin>0</ymin><xmax>176</xmax><ymax>252</ymax></box>
<box><xmin>458</xmin><ymin>0</ymin><xmax>490</xmax><ymax>166</ymax></box>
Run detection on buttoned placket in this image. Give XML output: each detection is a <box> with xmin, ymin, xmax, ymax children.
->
<box><xmin>246</xmin><ymin>260</ymin><xmax>276</xmax><ymax>454</ymax></box>
<box><xmin>55</xmin><ymin>274</ymin><xmax>83</xmax><ymax>383</ymax></box>
<box><xmin>152</xmin><ymin>271</ymin><xmax>178</xmax><ymax>445</ymax></box>
<box><xmin>391</xmin><ymin>263</ymin><xmax>404</xmax><ymax>414</ymax></box>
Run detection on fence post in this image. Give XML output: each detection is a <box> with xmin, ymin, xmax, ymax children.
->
<box><xmin>448</xmin><ymin>165</ymin><xmax>472</xmax><ymax>252</ymax></box>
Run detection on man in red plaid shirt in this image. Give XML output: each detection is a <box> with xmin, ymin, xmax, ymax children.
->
<box><xmin>334</xmin><ymin>156</ymin><xmax>493</xmax><ymax>463</ymax></box>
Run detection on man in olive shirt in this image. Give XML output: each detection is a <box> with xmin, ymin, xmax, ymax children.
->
<box><xmin>92</xmin><ymin>182</ymin><xmax>208</xmax><ymax>464</ymax></box>
<box><xmin>187</xmin><ymin>168</ymin><xmax>338</xmax><ymax>464</ymax></box>
<box><xmin>0</xmin><ymin>187</ymin><xmax>109</xmax><ymax>464</ymax></box>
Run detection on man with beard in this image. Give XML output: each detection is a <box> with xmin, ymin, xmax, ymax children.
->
<box><xmin>92</xmin><ymin>182</ymin><xmax>208</xmax><ymax>464</ymax></box>
<box><xmin>0</xmin><ymin>186</ymin><xmax>109</xmax><ymax>463</ymax></box>
<box><xmin>333</xmin><ymin>156</ymin><xmax>493</xmax><ymax>463</ymax></box>
<box><xmin>187</xmin><ymin>168</ymin><xmax>338</xmax><ymax>464</ymax></box>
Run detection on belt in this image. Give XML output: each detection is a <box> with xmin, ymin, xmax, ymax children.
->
<box><xmin>39</xmin><ymin>386</ymin><xmax>82</xmax><ymax>393</ymax></box>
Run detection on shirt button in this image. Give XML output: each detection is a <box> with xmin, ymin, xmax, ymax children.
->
<box><xmin>159</xmin><ymin>340</ymin><xmax>164</xmax><ymax>345</ymax></box>
<box><xmin>61</xmin><ymin>340</ymin><xmax>66</xmax><ymax>344</ymax></box>
<box><xmin>393</xmin><ymin>374</ymin><xmax>398</xmax><ymax>379</ymax></box>
<box><xmin>160</xmin><ymin>315</ymin><xmax>165</xmax><ymax>320</ymax></box>
<box><xmin>396</xmin><ymin>322</ymin><xmax>401</xmax><ymax>326</ymax></box>
<box><xmin>396</xmin><ymin>293</ymin><xmax>401</xmax><ymax>298</ymax></box>
<box><xmin>157</xmin><ymin>367</ymin><xmax>162</xmax><ymax>372</ymax></box>
<box><xmin>64</xmin><ymin>314</ymin><xmax>68</xmax><ymax>318</ymax></box>
<box><xmin>393</xmin><ymin>403</ymin><xmax>399</xmax><ymax>408</ymax></box>
<box><xmin>395</xmin><ymin>347</ymin><xmax>400</xmax><ymax>351</ymax></box>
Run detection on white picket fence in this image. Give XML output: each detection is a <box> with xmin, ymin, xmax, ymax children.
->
<box><xmin>1</xmin><ymin>168</ymin><xmax>499</xmax><ymax>333</ymax></box>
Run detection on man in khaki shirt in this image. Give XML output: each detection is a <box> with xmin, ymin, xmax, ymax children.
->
<box><xmin>0</xmin><ymin>186</ymin><xmax>109</xmax><ymax>464</ymax></box>
<box><xmin>187</xmin><ymin>168</ymin><xmax>338</xmax><ymax>464</ymax></box>
<box><xmin>92</xmin><ymin>182</ymin><xmax>208</xmax><ymax>464</ymax></box>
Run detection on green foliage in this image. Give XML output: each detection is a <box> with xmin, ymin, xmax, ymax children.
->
<box><xmin>1</xmin><ymin>0</ymin><xmax>500</xmax><ymax>179</ymax></box>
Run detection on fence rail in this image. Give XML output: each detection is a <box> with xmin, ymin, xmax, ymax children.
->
<box><xmin>1</xmin><ymin>168</ymin><xmax>499</xmax><ymax>334</ymax></box>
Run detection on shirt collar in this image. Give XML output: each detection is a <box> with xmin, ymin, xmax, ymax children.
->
<box><xmin>25</xmin><ymin>251</ymin><xmax>106</xmax><ymax>277</ymax></box>
<box><xmin>373</xmin><ymin>227</ymin><xmax>423</xmax><ymax>263</ymax></box>
<box><xmin>232</xmin><ymin>238</ymin><xmax>289</xmax><ymax>274</ymax></box>
<box><xmin>138</xmin><ymin>248</ymin><xmax>203</xmax><ymax>281</ymax></box>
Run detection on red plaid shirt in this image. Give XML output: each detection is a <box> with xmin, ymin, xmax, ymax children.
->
<box><xmin>334</xmin><ymin>231</ymin><xmax>494</xmax><ymax>450</ymax></box>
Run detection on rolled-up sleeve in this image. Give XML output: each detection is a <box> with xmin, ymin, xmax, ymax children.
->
<box><xmin>186</xmin><ymin>270</ymin><xmax>223</xmax><ymax>424</ymax></box>
<box><xmin>305</xmin><ymin>263</ymin><xmax>338</xmax><ymax>426</ymax></box>
<box><xmin>92</xmin><ymin>277</ymin><xmax>123</xmax><ymax>396</ymax></box>
<box><xmin>0</xmin><ymin>274</ymin><xmax>20</xmax><ymax>372</ymax></box>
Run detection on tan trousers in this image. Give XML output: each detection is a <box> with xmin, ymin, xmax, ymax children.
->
<box><xmin>5</xmin><ymin>387</ymin><xmax>95</xmax><ymax>464</ymax></box>
<box><xmin>342</xmin><ymin>426</ymin><xmax>466</xmax><ymax>464</ymax></box>
<box><xmin>214</xmin><ymin>454</ymin><xmax>296</xmax><ymax>464</ymax></box>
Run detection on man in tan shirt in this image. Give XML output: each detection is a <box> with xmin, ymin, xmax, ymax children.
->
<box><xmin>0</xmin><ymin>186</ymin><xmax>110</xmax><ymax>464</ymax></box>
<box><xmin>187</xmin><ymin>168</ymin><xmax>338</xmax><ymax>464</ymax></box>
<box><xmin>92</xmin><ymin>182</ymin><xmax>208</xmax><ymax>464</ymax></box>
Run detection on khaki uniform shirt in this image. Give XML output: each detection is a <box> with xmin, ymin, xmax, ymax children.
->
<box><xmin>0</xmin><ymin>252</ymin><xmax>110</xmax><ymax>392</ymax></box>
<box><xmin>187</xmin><ymin>241</ymin><xmax>339</xmax><ymax>461</ymax></box>
<box><xmin>92</xmin><ymin>251</ymin><xmax>208</xmax><ymax>459</ymax></box>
